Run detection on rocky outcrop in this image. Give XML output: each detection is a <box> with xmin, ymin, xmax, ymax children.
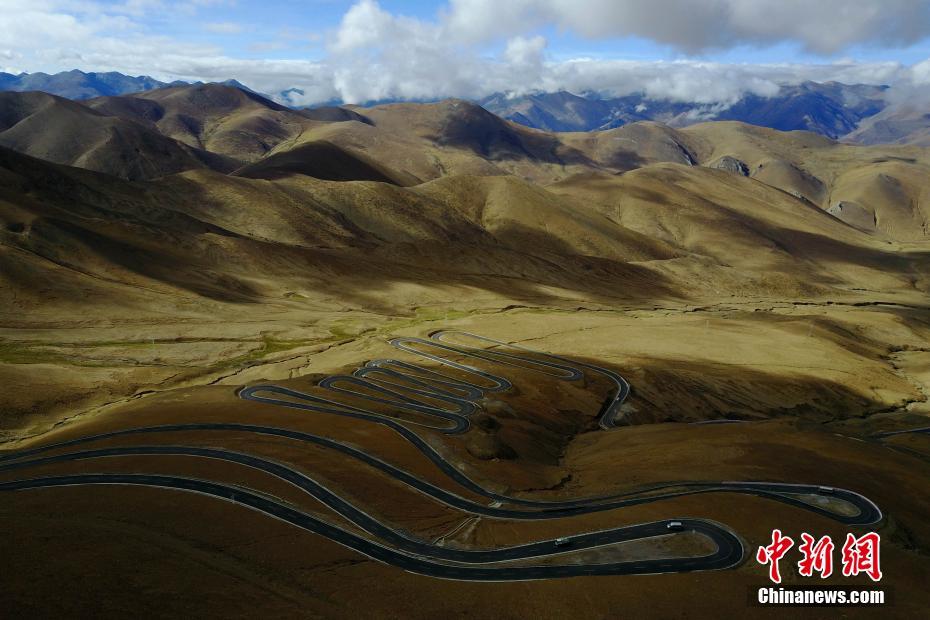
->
<box><xmin>709</xmin><ymin>155</ymin><xmax>749</xmax><ymax>176</ymax></box>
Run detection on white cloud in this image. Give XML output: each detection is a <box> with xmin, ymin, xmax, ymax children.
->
<box><xmin>444</xmin><ymin>0</ymin><xmax>930</xmax><ymax>55</ymax></box>
<box><xmin>0</xmin><ymin>0</ymin><xmax>929</xmax><ymax>107</ymax></box>
<box><xmin>311</xmin><ymin>1</ymin><xmax>921</xmax><ymax>105</ymax></box>
<box><xmin>331</xmin><ymin>0</ymin><xmax>396</xmax><ymax>53</ymax></box>
<box><xmin>503</xmin><ymin>35</ymin><xmax>547</xmax><ymax>66</ymax></box>
<box><xmin>911</xmin><ymin>58</ymin><xmax>930</xmax><ymax>84</ymax></box>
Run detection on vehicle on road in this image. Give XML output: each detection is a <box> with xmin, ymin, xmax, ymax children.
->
<box><xmin>667</xmin><ymin>521</ymin><xmax>685</xmax><ymax>532</ymax></box>
<box><xmin>554</xmin><ymin>537</ymin><xmax>572</xmax><ymax>547</ymax></box>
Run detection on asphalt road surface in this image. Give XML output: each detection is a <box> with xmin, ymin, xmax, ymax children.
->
<box><xmin>0</xmin><ymin>473</ymin><xmax>742</xmax><ymax>580</ymax></box>
<box><xmin>0</xmin><ymin>330</ymin><xmax>882</xmax><ymax>581</ymax></box>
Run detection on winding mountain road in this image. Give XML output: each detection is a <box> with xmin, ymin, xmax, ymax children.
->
<box><xmin>0</xmin><ymin>330</ymin><xmax>882</xmax><ymax>581</ymax></box>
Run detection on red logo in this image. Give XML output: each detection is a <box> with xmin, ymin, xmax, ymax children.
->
<box><xmin>798</xmin><ymin>533</ymin><xmax>834</xmax><ymax>578</ymax></box>
<box><xmin>841</xmin><ymin>532</ymin><xmax>882</xmax><ymax>582</ymax></box>
<box><xmin>756</xmin><ymin>530</ymin><xmax>882</xmax><ymax>583</ymax></box>
<box><xmin>756</xmin><ymin>529</ymin><xmax>794</xmax><ymax>584</ymax></box>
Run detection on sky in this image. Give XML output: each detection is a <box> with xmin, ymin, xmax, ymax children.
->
<box><xmin>2</xmin><ymin>0</ymin><xmax>930</xmax><ymax>105</ymax></box>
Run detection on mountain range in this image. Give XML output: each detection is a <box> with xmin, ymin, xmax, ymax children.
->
<box><xmin>479</xmin><ymin>81</ymin><xmax>889</xmax><ymax>139</ymax></box>
<box><xmin>0</xmin><ymin>69</ymin><xmax>255</xmax><ymax>101</ymax></box>
<box><xmin>3</xmin><ymin>70</ymin><xmax>928</xmax><ymax>144</ymax></box>
<box><xmin>2</xmin><ymin>75</ymin><xmax>930</xmax><ymax>618</ymax></box>
<box><xmin>1</xmin><ymin>82</ymin><xmax>928</xmax><ymax>238</ymax></box>
<box><xmin>2</xmin><ymin>78</ymin><xmax>928</xmax><ymax>439</ymax></box>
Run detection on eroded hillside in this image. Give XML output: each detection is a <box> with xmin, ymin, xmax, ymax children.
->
<box><xmin>0</xmin><ymin>83</ymin><xmax>928</xmax><ymax>442</ymax></box>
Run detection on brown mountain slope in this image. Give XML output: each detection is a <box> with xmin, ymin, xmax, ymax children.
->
<box><xmin>301</xmin><ymin>105</ymin><xmax>372</xmax><ymax>125</ymax></box>
<box><xmin>547</xmin><ymin>162</ymin><xmax>930</xmax><ymax>296</ymax></box>
<box><xmin>290</xmin><ymin>104</ymin><xmax>930</xmax><ymax>243</ymax></box>
<box><xmin>0</xmin><ymin>144</ymin><xmax>678</xmax><ymax>324</ymax></box>
<box><xmin>231</xmin><ymin>140</ymin><xmax>417</xmax><ymax>185</ymax></box>
<box><xmin>2</xmin><ymin>142</ymin><xmax>929</xmax><ymax>442</ymax></box>
<box><xmin>283</xmin><ymin>99</ymin><xmax>605</xmax><ymax>184</ymax></box>
<box><xmin>413</xmin><ymin>174</ymin><xmax>681</xmax><ymax>263</ymax></box>
<box><xmin>0</xmin><ymin>91</ymin><xmax>235</xmax><ymax>180</ymax></box>
<box><xmin>679</xmin><ymin>121</ymin><xmax>930</xmax><ymax>240</ymax></box>
<box><xmin>825</xmin><ymin>158</ymin><xmax>930</xmax><ymax>238</ymax></box>
<box><xmin>24</xmin><ymin>85</ymin><xmax>926</xmax><ymax>242</ymax></box>
<box><xmin>6</xmin><ymin>86</ymin><xmax>930</xmax><ymax>241</ymax></box>
<box><xmin>560</xmin><ymin>121</ymin><xmax>700</xmax><ymax>171</ymax></box>
<box><xmin>2</xmin><ymin>136</ymin><xmax>930</xmax><ymax>555</ymax></box>
<box><xmin>87</xmin><ymin>84</ymin><xmax>317</xmax><ymax>162</ymax></box>
<box><xmin>4</xmin><ymin>139</ymin><xmax>926</xmax><ymax>326</ymax></box>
